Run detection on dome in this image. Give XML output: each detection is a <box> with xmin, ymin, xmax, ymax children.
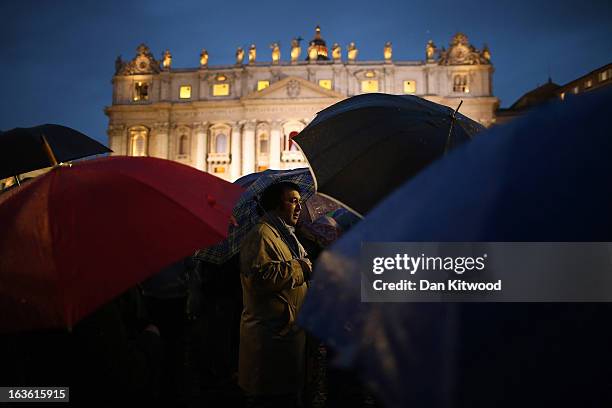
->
<box><xmin>306</xmin><ymin>26</ymin><xmax>329</xmax><ymax>61</ymax></box>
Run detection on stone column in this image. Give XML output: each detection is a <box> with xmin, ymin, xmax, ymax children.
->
<box><xmin>270</xmin><ymin>120</ymin><xmax>282</xmax><ymax>170</ymax></box>
<box><xmin>107</xmin><ymin>124</ymin><xmax>126</xmax><ymax>156</ymax></box>
<box><xmin>168</xmin><ymin>123</ymin><xmax>179</xmax><ymax>160</ymax></box>
<box><xmin>150</xmin><ymin>122</ymin><xmax>170</xmax><ymax>159</ymax></box>
<box><xmin>194</xmin><ymin>121</ymin><xmax>209</xmax><ymax>171</ymax></box>
<box><xmin>242</xmin><ymin>120</ymin><xmax>256</xmax><ymax>175</ymax></box>
<box><xmin>229</xmin><ymin>121</ymin><xmax>243</xmax><ymax>181</ymax></box>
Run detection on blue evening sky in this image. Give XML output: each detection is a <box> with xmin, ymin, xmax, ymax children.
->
<box><xmin>1</xmin><ymin>0</ymin><xmax>610</xmax><ymax>145</ymax></box>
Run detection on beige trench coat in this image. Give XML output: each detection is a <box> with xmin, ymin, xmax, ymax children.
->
<box><xmin>238</xmin><ymin>220</ymin><xmax>309</xmax><ymax>396</ymax></box>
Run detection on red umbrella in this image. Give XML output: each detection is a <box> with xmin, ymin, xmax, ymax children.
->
<box><xmin>0</xmin><ymin>156</ymin><xmax>243</xmax><ymax>333</ymax></box>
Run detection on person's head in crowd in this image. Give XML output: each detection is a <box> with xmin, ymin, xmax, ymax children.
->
<box><xmin>259</xmin><ymin>182</ymin><xmax>302</xmax><ymax>226</ymax></box>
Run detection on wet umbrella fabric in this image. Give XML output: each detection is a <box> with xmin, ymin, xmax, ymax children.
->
<box><xmin>235</xmin><ymin>169</ymin><xmax>344</xmax><ymax>223</ymax></box>
<box><xmin>0</xmin><ymin>124</ymin><xmax>112</xmax><ymax>180</ymax></box>
<box><xmin>195</xmin><ymin>168</ymin><xmax>315</xmax><ymax>264</ymax></box>
<box><xmin>298</xmin><ymin>88</ymin><xmax>612</xmax><ymax>407</ymax></box>
<box><xmin>0</xmin><ymin>156</ymin><xmax>244</xmax><ymax>333</ymax></box>
<box><xmin>293</xmin><ymin>93</ymin><xmax>485</xmax><ymax>215</ymax></box>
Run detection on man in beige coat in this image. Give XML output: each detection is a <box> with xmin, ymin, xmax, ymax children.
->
<box><xmin>239</xmin><ymin>182</ymin><xmax>312</xmax><ymax>408</ymax></box>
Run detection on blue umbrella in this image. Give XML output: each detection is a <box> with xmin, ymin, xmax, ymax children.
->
<box><xmin>298</xmin><ymin>87</ymin><xmax>612</xmax><ymax>407</ymax></box>
<box><xmin>196</xmin><ymin>168</ymin><xmax>315</xmax><ymax>264</ymax></box>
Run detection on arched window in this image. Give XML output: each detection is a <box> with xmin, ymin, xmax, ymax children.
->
<box><xmin>256</xmin><ymin>131</ymin><xmax>270</xmax><ymax>171</ymax></box>
<box><xmin>215</xmin><ymin>133</ymin><xmax>228</xmax><ymax>153</ymax></box>
<box><xmin>288</xmin><ymin>131</ymin><xmax>299</xmax><ymax>151</ymax></box>
<box><xmin>129</xmin><ymin>127</ymin><xmax>148</xmax><ymax>156</ymax></box>
<box><xmin>258</xmin><ymin>133</ymin><xmax>269</xmax><ymax>155</ymax></box>
<box><xmin>178</xmin><ymin>135</ymin><xmax>188</xmax><ymax>155</ymax></box>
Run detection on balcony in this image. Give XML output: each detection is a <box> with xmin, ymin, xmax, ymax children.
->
<box><xmin>207</xmin><ymin>152</ymin><xmax>230</xmax><ymax>163</ymax></box>
<box><xmin>281</xmin><ymin>150</ymin><xmax>305</xmax><ymax>162</ymax></box>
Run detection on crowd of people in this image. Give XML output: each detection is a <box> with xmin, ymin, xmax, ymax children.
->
<box><xmin>1</xmin><ymin>180</ymin><xmax>373</xmax><ymax>408</ymax></box>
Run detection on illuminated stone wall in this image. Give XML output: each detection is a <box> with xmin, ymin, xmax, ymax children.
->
<box><xmin>105</xmin><ymin>31</ymin><xmax>498</xmax><ymax>181</ymax></box>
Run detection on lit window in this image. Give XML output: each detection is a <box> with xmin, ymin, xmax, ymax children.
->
<box><xmin>133</xmin><ymin>82</ymin><xmax>149</xmax><ymax>101</ymax></box>
<box><xmin>213</xmin><ymin>84</ymin><xmax>230</xmax><ymax>96</ymax></box>
<box><xmin>600</xmin><ymin>71</ymin><xmax>609</xmax><ymax>82</ymax></box>
<box><xmin>179</xmin><ymin>85</ymin><xmax>192</xmax><ymax>99</ymax></box>
<box><xmin>403</xmin><ymin>80</ymin><xmax>416</xmax><ymax>94</ymax></box>
<box><xmin>217</xmin><ymin>74</ymin><xmax>227</xmax><ymax>81</ymax></box>
<box><xmin>257</xmin><ymin>131</ymin><xmax>270</xmax><ymax>170</ymax></box>
<box><xmin>257</xmin><ymin>80</ymin><xmax>270</xmax><ymax>91</ymax></box>
<box><xmin>258</xmin><ymin>134</ymin><xmax>269</xmax><ymax>154</ymax></box>
<box><xmin>585</xmin><ymin>79</ymin><xmax>593</xmax><ymax>89</ymax></box>
<box><xmin>573</xmin><ymin>86</ymin><xmax>579</xmax><ymax>94</ymax></box>
<box><xmin>319</xmin><ymin>79</ymin><xmax>332</xmax><ymax>90</ymax></box>
<box><xmin>213</xmin><ymin>166</ymin><xmax>226</xmax><ymax>173</ymax></box>
<box><xmin>560</xmin><ymin>92</ymin><xmax>565</xmax><ymax>101</ymax></box>
<box><xmin>365</xmin><ymin>71</ymin><xmax>375</xmax><ymax>78</ymax></box>
<box><xmin>129</xmin><ymin>127</ymin><xmax>148</xmax><ymax>156</ymax></box>
<box><xmin>453</xmin><ymin>75</ymin><xmax>469</xmax><ymax>93</ymax></box>
<box><xmin>361</xmin><ymin>80</ymin><xmax>379</xmax><ymax>93</ymax></box>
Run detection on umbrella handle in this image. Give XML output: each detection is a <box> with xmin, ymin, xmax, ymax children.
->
<box><xmin>41</xmin><ymin>134</ymin><xmax>59</xmax><ymax>166</ymax></box>
<box><xmin>445</xmin><ymin>100</ymin><xmax>464</xmax><ymax>155</ymax></box>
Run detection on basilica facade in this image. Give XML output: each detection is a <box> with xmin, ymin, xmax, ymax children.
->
<box><xmin>105</xmin><ymin>27</ymin><xmax>498</xmax><ymax>181</ymax></box>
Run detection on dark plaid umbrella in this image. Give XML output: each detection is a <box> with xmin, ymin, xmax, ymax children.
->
<box><xmin>293</xmin><ymin>93</ymin><xmax>485</xmax><ymax>215</ymax></box>
<box><xmin>0</xmin><ymin>124</ymin><xmax>111</xmax><ymax>180</ymax></box>
<box><xmin>195</xmin><ymin>168</ymin><xmax>315</xmax><ymax>264</ymax></box>
<box><xmin>298</xmin><ymin>88</ymin><xmax>612</xmax><ymax>408</ymax></box>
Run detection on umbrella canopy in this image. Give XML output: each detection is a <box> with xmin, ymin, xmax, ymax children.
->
<box><xmin>0</xmin><ymin>156</ymin><xmax>243</xmax><ymax>333</ymax></box>
<box><xmin>293</xmin><ymin>93</ymin><xmax>485</xmax><ymax>215</ymax></box>
<box><xmin>0</xmin><ymin>124</ymin><xmax>112</xmax><ymax>180</ymax></box>
<box><xmin>298</xmin><ymin>88</ymin><xmax>612</xmax><ymax>407</ymax></box>
<box><xmin>196</xmin><ymin>168</ymin><xmax>315</xmax><ymax>264</ymax></box>
<box><xmin>235</xmin><ymin>168</ymin><xmax>345</xmax><ymax>222</ymax></box>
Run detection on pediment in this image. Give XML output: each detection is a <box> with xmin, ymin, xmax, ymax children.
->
<box><xmin>242</xmin><ymin>76</ymin><xmax>344</xmax><ymax>101</ymax></box>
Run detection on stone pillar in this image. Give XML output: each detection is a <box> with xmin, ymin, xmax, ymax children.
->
<box><xmin>270</xmin><ymin>120</ymin><xmax>282</xmax><ymax>170</ymax></box>
<box><xmin>168</xmin><ymin>123</ymin><xmax>179</xmax><ymax>160</ymax></box>
<box><xmin>150</xmin><ymin>122</ymin><xmax>169</xmax><ymax>159</ymax></box>
<box><xmin>242</xmin><ymin>120</ymin><xmax>256</xmax><ymax>176</ymax></box>
<box><xmin>107</xmin><ymin>124</ymin><xmax>126</xmax><ymax>156</ymax></box>
<box><xmin>229</xmin><ymin>121</ymin><xmax>243</xmax><ymax>181</ymax></box>
<box><xmin>194</xmin><ymin>121</ymin><xmax>209</xmax><ymax>171</ymax></box>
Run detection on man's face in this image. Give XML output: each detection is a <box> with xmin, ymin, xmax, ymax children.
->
<box><xmin>276</xmin><ymin>188</ymin><xmax>302</xmax><ymax>226</ymax></box>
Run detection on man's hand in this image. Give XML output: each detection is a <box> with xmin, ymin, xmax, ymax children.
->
<box><xmin>298</xmin><ymin>257</ymin><xmax>313</xmax><ymax>281</ymax></box>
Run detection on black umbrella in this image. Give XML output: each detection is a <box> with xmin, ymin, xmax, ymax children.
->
<box><xmin>293</xmin><ymin>93</ymin><xmax>485</xmax><ymax>215</ymax></box>
<box><xmin>0</xmin><ymin>124</ymin><xmax>112</xmax><ymax>180</ymax></box>
<box><xmin>298</xmin><ymin>88</ymin><xmax>612</xmax><ymax>407</ymax></box>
